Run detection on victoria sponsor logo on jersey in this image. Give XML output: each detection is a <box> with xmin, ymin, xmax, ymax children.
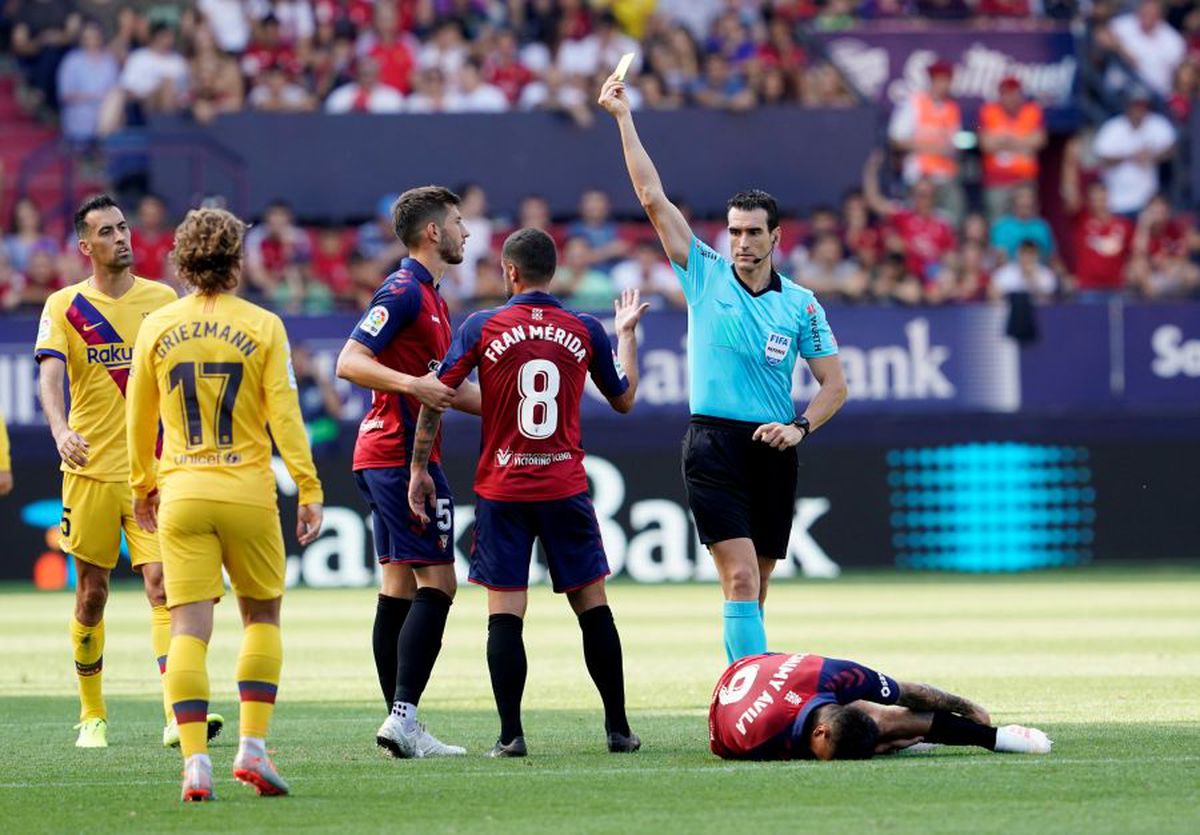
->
<box><xmin>495</xmin><ymin>447</ymin><xmax>572</xmax><ymax>467</ymax></box>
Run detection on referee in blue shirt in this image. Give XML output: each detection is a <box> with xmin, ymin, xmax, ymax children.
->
<box><xmin>600</xmin><ymin>74</ymin><xmax>849</xmax><ymax>663</ymax></box>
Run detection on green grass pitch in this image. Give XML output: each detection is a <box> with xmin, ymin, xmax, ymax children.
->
<box><xmin>1</xmin><ymin>569</ymin><xmax>1198</xmax><ymax>833</ymax></box>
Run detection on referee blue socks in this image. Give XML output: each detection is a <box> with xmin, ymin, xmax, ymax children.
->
<box><xmin>723</xmin><ymin>600</ymin><xmax>767</xmax><ymax>663</ymax></box>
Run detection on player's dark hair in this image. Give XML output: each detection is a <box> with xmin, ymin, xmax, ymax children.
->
<box><xmin>501</xmin><ymin>227</ymin><xmax>557</xmax><ymax>286</ymax></box>
<box><xmin>392</xmin><ymin>185</ymin><xmax>460</xmax><ymax>248</ymax></box>
<box><xmin>727</xmin><ymin>189</ymin><xmax>780</xmax><ymax>230</ymax></box>
<box><xmin>1017</xmin><ymin>238</ymin><xmax>1040</xmax><ymax>253</ymax></box>
<box><xmin>173</xmin><ymin>207</ymin><xmax>246</xmax><ymax>294</ymax></box>
<box><xmin>74</xmin><ymin>194</ymin><xmax>121</xmax><ymax>238</ymax></box>
<box><xmin>828</xmin><ymin>706</ymin><xmax>880</xmax><ymax>760</ymax></box>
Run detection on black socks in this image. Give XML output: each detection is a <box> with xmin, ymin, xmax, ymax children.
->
<box><xmin>393</xmin><ymin>587</ymin><xmax>452</xmax><ymax>707</ymax></box>
<box><xmin>927</xmin><ymin>711</ymin><xmax>998</xmax><ymax>750</ymax></box>
<box><xmin>487</xmin><ymin>613</ymin><xmax>527</xmax><ymax>744</ymax></box>
<box><xmin>578</xmin><ymin>605</ymin><xmax>631</xmax><ymax>738</ymax></box>
<box><xmin>372</xmin><ymin>594</ymin><xmax>411</xmax><ymax>709</ymax></box>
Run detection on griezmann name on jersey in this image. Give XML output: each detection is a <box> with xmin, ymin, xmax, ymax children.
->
<box><xmin>34</xmin><ymin>277</ymin><xmax>177</xmax><ymax>481</ymax></box>
<box><xmin>348</xmin><ymin>259</ymin><xmax>451</xmax><ymax>470</ymax></box>
<box><xmin>437</xmin><ymin>290</ymin><xmax>627</xmax><ymax>502</ymax></box>
<box><xmin>126</xmin><ymin>293</ymin><xmax>322</xmax><ymax>508</ymax></box>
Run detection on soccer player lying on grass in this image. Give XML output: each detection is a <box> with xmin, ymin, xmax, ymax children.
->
<box><xmin>709</xmin><ymin>652</ymin><xmax>1053</xmax><ymax>761</ymax></box>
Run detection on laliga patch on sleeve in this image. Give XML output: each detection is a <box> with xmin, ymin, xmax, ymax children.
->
<box><xmin>361</xmin><ymin>305</ymin><xmax>389</xmax><ymax>337</ymax></box>
<box><xmin>37</xmin><ymin>316</ymin><xmax>52</xmax><ymax>343</ymax></box>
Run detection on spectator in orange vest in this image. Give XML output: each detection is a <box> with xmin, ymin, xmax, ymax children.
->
<box><xmin>888</xmin><ymin>59</ymin><xmax>964</xmax><ymax>224</ymax></box>
<box><xmin>979</xmin><ymin>76</ymin><xmax>1047</xmax><ymax>222</ymax></box>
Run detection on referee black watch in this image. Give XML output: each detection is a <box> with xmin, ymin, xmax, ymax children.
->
<box><xmin>791</xmin><ymin>415</ymin><xmax>811</xmax><ymax>439</ymax></box>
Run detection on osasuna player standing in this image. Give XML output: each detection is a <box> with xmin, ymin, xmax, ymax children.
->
<box><xmin>409</xmin><ymin>229</ymin><xmax>648</xmax><ymax>757</ymax></box>
<box><xmin>33</xmin><ymin>194</ymin><xmax>222</xmax><ymax>749</ymax></box>
<box><xmin>709</xmin><ymin>652</ymin><xmax>1053</xmax><ymax>761</ymax></box>
<box><xmin>335</xmin><ymin>186</ymin><xmax>480</xmax><ymax>758</ymax></box>
<box><xmin>600</xmin><ymin>74</ymin><xmax>849</xmax><ymax>663</ymax></box>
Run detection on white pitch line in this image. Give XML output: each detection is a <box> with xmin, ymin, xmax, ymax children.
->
<box><xmin>1</xmin><ymin>755</ymin><xmax>1198</xmax><ymax>789</ymax></box>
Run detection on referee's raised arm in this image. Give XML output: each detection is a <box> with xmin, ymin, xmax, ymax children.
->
<box><xmin>599</xmin><ymin>73</ymin><xmax>692</xmax><ymax>269</ymax></box>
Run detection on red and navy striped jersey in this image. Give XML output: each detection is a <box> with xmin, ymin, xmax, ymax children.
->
<box><xmin>438</xmin><ymin>290</ymin><xmax>628</xmax><ymax>502</ymax></box>
<box><xmin>349</xmin><ymin>258</ymin><xmax>451</xmax><ymax>470</ymax></box>
<box><xmin>708</xmin><ymin>653</ymin><xmax>899</xmax><ymax>760</ymax></box>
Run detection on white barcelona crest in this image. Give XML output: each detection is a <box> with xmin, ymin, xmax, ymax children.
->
<box><xmin>764</xmin><ymin>332</ymin><xmax>791</xmax><ymax>366</ymax></box>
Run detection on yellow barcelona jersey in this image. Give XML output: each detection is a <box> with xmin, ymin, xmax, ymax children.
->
<box><xmin>127</xmin><ymin>292</ymin><xmax>322</xmax><ymax>509</ymax></box>
<box><xmin>34</xmin><ymin>278</ymin><xmax>177</xmax><ymax>481</ymax></box>
<box><xmin>0</xmin><ymin>411</ymin><xmax>10</xmax><ymax>471</ymax></box>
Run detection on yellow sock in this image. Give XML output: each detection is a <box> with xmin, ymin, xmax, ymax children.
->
<box><xmin>236</xmin><ymin>623</ymin><xmax>282</xmax><ymax>740</ymax></box>
<box><xmin>71</xmin><ymin>617</ymin><xmax>106</xmax><ymax>722</ymax></box>
<box><xmin>150</xmin><ymin>605</ymin><xmax>172</xmax><ymax>724</ymax></box>
<box><xmin>166</xmin><ymin>634</ymin><xmax>210</xmax><ymax>758</ymax></box>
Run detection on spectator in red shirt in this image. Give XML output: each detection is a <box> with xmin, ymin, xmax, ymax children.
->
<box><xmin>842</xmin><ymin>190</ymin><xmax>884</xmax><ymax>272</ymax></box>
<box><xmin>863</xmin><ymin>150</ymin><xmax>956</xmax><ymax>285</ymax></box>
<box><xmin>1128</xmin><ymin>194</ymin><xmax>1200</xmax><ymax>298</ymax></box>
<box><xmin>241</xmin><ymin>15</ymin><xmax>300</xmax><ymax>80</ymax></box>
<box><xmin>130</xmin><ymin>193</ymin><xmax>174</xmax><ymax>282</ymax></box>
<box><xmin>310</xmin><ymin>228</ymin><xmax>355</xmax><ymax>301</ymax></box>
<box><xmin>359</xmin><ymin>3</ymin><xmax>416</xmax><ymax>94</ymax></box>
<box><xmin>484</xmin><ymin>29</ymin><xmax>534</xmax><ymax>104</ymax></box>
<box><xmin>1062</xmin><ymin>176</ymin><xmax>1135</xmax><ymax>299</ymax></box>
<box><xmin>244</xmin><ymin>199</ymin><xmax>313</xmax><ymax>303</ymax></box>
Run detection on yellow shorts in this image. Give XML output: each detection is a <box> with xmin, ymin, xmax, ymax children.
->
<box><xmin>61</xmin><ymin>473</ymin><xmax>160</xmax><ymax>570</ymax></box>
<box><xmin>158</xmin><ymin>499</ymin><xmax>286</xmax><ymax>607</ymax></box>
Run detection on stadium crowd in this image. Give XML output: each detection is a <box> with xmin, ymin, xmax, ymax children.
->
<box><xmin>2</xmin><ymin>0</ymin><xmax>1200</xmax><ymax>313</ymax></box>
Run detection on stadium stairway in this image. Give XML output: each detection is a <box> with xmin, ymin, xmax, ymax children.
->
<box><xmin>0</xmin><ymin>73</ymin><xmax>105</xmax><ymax>234</ymax></box>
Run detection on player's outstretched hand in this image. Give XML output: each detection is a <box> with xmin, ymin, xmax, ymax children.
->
<box><xmin>614</xmin><ymin>288</ymin><xmax>651</xmax><ymax>335</ymax></box>
<box><xmin>408</xmin><ymin>467</ymin><xmax>435</xmax><ymax>524</ymax></box>
<box><xmin>753</xmin><ymin>422</ymin><xmax>805</xmax><ymax>450</ymax></box>
<box><xmin>133</xmin><ymin>490</ymin><xmax>160</xmax><ymax>533</ymax></box>
<box><xmin>408</xmin><ymin>372</ymin><xmax>456</xmax><ymax>412</ymax></box>
<box><xmin>297</xmin><ymin>502</ymin><xmax>323</xmax><ymax>545</ymax></box>
<box><xmin>55</xmin><ymin>429</ymin><xmax>89</xmax><ymax>468</ymax></box>
<box><xmin>598</xmin><ymin>74</ymin><xmax>631</xmax><ymax>119</ymax></box>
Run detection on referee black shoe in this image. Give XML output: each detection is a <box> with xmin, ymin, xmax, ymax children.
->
<box><xmin>606</xmin><ymin>730</ymin><xmax>641</xmax><ymax>753</ymax></box>
<box><xmin>488</xmin><ymin>736</ymin><xmax>528</xmax><ymax>758</ymax></box>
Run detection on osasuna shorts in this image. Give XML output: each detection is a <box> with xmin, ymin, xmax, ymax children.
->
<box><xmin>354</xmin><ymin>464</ymin><xmax>454</xmax><ymax>565</ymax></box>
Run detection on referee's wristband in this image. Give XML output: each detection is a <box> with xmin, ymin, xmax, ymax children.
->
<box><xmin>792</xmin><ymin>415</ymin><xmax>811</xmax><ymax>439</ymax></box>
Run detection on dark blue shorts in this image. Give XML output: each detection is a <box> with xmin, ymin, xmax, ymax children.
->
<box><xmin>471</xmin><ymin>492</ymin><xmax>610</xmax><ymax>593</ymax></box>
<box><xmin>354</xmin><ymin>465</ymin><xmax>454</xmax><ymax>565</ymax></box>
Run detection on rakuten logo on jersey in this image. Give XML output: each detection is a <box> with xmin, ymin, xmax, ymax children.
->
<box><xmin>1151</xmin><ymin>325</ymin><xmax>1200</xmax><ymax>378</ymax></box>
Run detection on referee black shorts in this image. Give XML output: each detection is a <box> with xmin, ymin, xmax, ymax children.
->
<box><xmin>681</xmin><ymin>415</ymin><xmax>799</xmax><ymax>559</ymax></box>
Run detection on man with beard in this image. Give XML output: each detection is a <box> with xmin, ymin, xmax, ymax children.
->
<box><xmin>34</xmin><ymin>194</ymin><xmax>222</xmax><ymax>749</ymax></box>
<box><xmin>336</xmin><ymin>186</ymin><xmax>480</xmax><ymax>757</ymax></box>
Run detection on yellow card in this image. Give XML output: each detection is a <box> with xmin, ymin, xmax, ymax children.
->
<box><xmin>614</xmin><ymin>52</ymin><xmax>635</xmax><ymax>81</ymax></box>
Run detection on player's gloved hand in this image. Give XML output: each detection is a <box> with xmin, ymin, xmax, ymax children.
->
<box><xmin>0</xmin><ymin>470</ymin><xmax>12</xmax><ymax>496</ymax></box>
<box><xmin>752</xmin><ymin>422</ymin><xmax>805</xmax><ymax>450</ymax></box>
<box><xmin>408</xmin><ymin>467</ymin><xmax>436</xmax><ymax>525</ymax></box>
<box><xmin>614</xmin><ymin>288</ymin><xmax>650</xmax><ymax>335</ymax></box>
<box><xmin>297</xmin><ymin>502</ymin><xmax>323</xmax><ymax>545</ymax></box>
<box><xmin>133</xmin><ymin>490</ymin><xmax>160</xmax><ymax>533</ymax></box>
<box><xmin>598</xmin><ymin>74</ymin><xmax>631</xmax><ymax>119</ymax></box>
<box><xmin>54</xmin><ymin>429</ymin><xmax>90</xmax><ymax>468</ymax></box>
<box><xmin>407</xmin><ymin>372</ymin><xmax>456</xmax><ymax>412</ymax></box>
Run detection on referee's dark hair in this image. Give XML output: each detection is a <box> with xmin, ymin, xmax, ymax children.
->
<box><xmin>501</xmin><ymin>227</ymin><xmax>557</xmax><ymax>286</ymax></box>
<box><xmin>727</xmin><ymin>189</ymin><xmax>780</xmax><ymax>230</ymax></box>
<box><xmin>74</xmin><ymin>193</ymin><xmax>121</xmax><ymax>238</ymax></box>
<box><xmin>828</xmin><ymin>705</ymin><xmax>880</xmax><ymax>760</ymax></box>
<box><xmin>392</xmin><ymin>185</ymin><xmax>461</xmax><ymax>248</ymax></box>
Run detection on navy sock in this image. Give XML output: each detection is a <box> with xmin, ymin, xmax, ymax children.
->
<box><xmin>372</xmin><ymin>594</ymin><xmax>411</xmax><ymax>709</ymax></box>
<box><xmin>487</xmin><ymin>613</ymin><xmax>526</xmax><ymax>744</ymax></box>
<box><xmin>393</xmin><ymin>587</ymin><xmax>451</xmax><ymax>708</ymax></box>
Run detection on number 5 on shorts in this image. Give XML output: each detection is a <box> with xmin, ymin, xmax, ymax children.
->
<box><xmin>435</xmin><ymin>498</ymin><xmax>451</xmax><ymax>532</ymax></box>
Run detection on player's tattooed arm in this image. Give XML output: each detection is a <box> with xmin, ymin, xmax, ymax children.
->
<box><xmin>407</xmin><ymin>405</ymin><xmax>442</xmax><ymax>523</ymax></box>
<box><xmin>897</xmin><ymin>682</ymin><xmax>991</xmax><ymax>726</ymax></box>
